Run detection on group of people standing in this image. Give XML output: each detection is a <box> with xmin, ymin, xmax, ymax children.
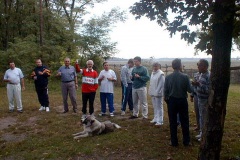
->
<box><xmin>3</xmin><ymin>57</ymin><xmax>210</xmax><ymax>147</ymax></box>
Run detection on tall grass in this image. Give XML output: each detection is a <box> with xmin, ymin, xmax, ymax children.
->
<box><xmin>0</xmin><ymin>82</ymin><xmax>239</xmax><ymax>160</ymax></box>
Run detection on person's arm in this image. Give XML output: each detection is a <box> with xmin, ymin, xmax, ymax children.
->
<box><xmin>108</xmin><ymin>70</ymin><xmax>117</xmax><ymax>82</ymax></box>
<box><xmin>42</xmin><ymin>68</ymin><xmax>51</xmax><ymax>77</ymax></box>
<box><xmin>156</xmin><ymin>73</ymin><xmax>165</xmax><ymax>96</ymax></box>
<box><xmin>21</xmin><ymin>78</ymin><xmax>25</xmax><ymax>91</ymax></box>
<box><xmin>93</xmin><ymin>71</ymin><xmax>99</xmax><ymax>91</ymax></box>
<box><xmin>120</xmin><ymin>67</ymin><xmax>128</xmax><ymax>87</ymax></box>
<box><xmin>137</xmin><ymin>67</ymin><xmax>150</xmax><ymax>82</ymax></box>
<box><xmin>164</xmin><ymin>77</ymin><xmax>169</xmax><ymax>103</ymax></box>
<box><xmin>98</xmin><ymin>71</ymin><xmax>104</xmax><ymax>82</ymax></box>
<box><xmin>3</xmin><ymin>71</ymin><xmax>10</xmax><ymax>82</ymax></box>
<box><xmin>75</xmin><ymin>62</ymin><xmax>83</xmax><ymax>73</ymax></box>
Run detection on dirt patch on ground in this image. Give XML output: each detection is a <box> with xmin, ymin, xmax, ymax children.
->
<box><xmin>0</xmin><ymin>116</ymin><xmax>38</xmax><ymax>143</ymax></box>
<box><xmin>0</xmin><ymin>117</ymin><xmax>17</xmax><ymax>131</ymax></box>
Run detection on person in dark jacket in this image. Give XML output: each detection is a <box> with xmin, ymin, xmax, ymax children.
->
<box><xmin>31</xmin><ymin>59</ymin><xmax>50</xmax><ymax>112</ymax></box>
<box><xmin>164</xmin><ymin>58</ymin><xmax>192</xmax><ymax>147</ymax></box>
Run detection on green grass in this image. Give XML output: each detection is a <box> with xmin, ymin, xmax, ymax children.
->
<box><xmin>0</xmin><ymin>82</ymin><xmax>239</xmax><ymax>160</ymax></box>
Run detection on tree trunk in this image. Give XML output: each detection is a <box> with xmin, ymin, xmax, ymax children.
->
<box><xmin>39</xmin><ymin>0</ymin><xmax>43</xmax><ymax>46</ymax></box>
<box><xmin>198</xmin><ymin>0</ymin><xmax>235</xmax><ymax>159</ymax></box>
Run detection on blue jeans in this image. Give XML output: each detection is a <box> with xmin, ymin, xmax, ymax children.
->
<box><xmin>100</xmin><ymin>92</ymin><xmax>114</xmax><ymax>113</ymax></box>
<box><xmin>121</xmin><ymin>83</ymin><xmax>133</xmax><ymax>111</ymax></box>
<box><xmin>198</xmin><ymin>98</ymin><xmax>208</xmax><ymax>135</ymax></box>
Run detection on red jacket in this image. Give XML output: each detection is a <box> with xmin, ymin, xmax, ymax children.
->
<box><xmin>75</xmin><ymin>63</ymin><xmax>98</xmax><ymax>93</ymax></box>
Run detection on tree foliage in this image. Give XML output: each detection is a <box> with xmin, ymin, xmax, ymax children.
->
<box><xmin>130</xmin><ymin>0</ymin><xmax>239</xmax><ymax>159</ymax></box>
<box><xmin>0</xmin><ymin>0</ymin><xmax>125</xmax><ymax>77</ymax></box>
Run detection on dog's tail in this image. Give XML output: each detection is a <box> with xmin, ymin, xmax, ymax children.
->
<box><xmin>113</xmin><ymin>123</ymin><xmax>121</xmax><ymax>129</ymax></box>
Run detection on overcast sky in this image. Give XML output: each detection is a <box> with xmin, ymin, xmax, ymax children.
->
<box><xmin>89</xmin><ymin>0</ymin><xmax>239</xmax><ymax>59</ymax></box>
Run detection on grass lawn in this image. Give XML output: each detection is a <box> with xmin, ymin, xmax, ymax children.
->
<box><xmin>0</xmin><ymin>81</ymin><xmax>239</xmax><ymax>160</ymax></box>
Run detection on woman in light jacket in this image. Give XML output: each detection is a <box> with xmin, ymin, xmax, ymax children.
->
<box><xmin>148</xmin><ymin>62</ymin><xmax>165</xmax><ymax>125</ymax></box>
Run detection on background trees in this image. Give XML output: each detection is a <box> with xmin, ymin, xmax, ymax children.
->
<box><xmin>130</xmin><ymin>0</ymin><xmax>239</xmax><ymax>159</ymax></box>
<box><xmin>0</xmin><ymin>0</ymin><xmax>125</xmax><ymax>76</ymax></box>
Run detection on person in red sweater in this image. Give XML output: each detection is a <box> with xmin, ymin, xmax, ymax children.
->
<box><xmin>75</xmin><ymin>60</ymin><xmax>98</xmax><ymax>120</ymax></box>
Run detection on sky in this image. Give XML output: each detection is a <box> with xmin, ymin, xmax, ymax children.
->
<box><xmin>89</xmin><ymin>0</ymin><xmax>240</xmax><ymax>59</ymax></box>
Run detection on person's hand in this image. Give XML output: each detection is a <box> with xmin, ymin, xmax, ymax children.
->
<box><xmin>75</xmin><ymin>84</ymin><xmax>78</xmax><ymax>90</ymax></box>
<box><xmin>191</xmin><ymin>81</ymin><xmax>200</xmax><ymax>86</ymax></box>
<box><xmin>164</xmin><ymin>97</ymin><xmax>169</xmax><ymax>104</ymax></box>
<box><xmin>134</xmin><ymin>73</ymin><xmax>140</xmax><ymax>78</ymax></box>
<box><xmin>38</xmin><ymin>71</ymin><xmax>43</xmax><ymax>75</ymax></box>
<box><xmin>56</xmin><ymin>72</ymin><xmax>61</xmax><ymax>76</ymax></box>
<box><xmin>22</xmin><ymin>86</ymin><xmax>25</xmax><ymax>91</ymax></box>
<box><xmin>107</xmin><ymin>77</ymin><xmax>112</xmax><ymax>81</ymax></box>
<box><xmin>190</xmin><ymin>96</ymin><xmax>193</xmax><ymax>102</ymax></box>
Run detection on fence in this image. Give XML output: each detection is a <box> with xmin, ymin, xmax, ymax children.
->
<box><xmin>109</xmin><ymin>64</ymin><xmax>240</xmax><ymax>86</ymax></box>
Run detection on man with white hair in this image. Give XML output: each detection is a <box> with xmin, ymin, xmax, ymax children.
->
<box><xmin>75</xmin><ymin>60</ymin><xmax>99</xmax><ymax>119</ymax></box>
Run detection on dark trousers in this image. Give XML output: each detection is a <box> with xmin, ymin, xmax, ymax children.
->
<box><xmin>82</xmin><ymin>92</ymin><xmax>96</xmax><ymax>115</ymax></box>
<box><xmin>167</xmin><ymin>97</ymin><xmax>190</xmax><ymax>146</ymax></box>
<box><xmin>36</xmin><ymin>86</ymin><xmax>49</xmax><ymax>107</ymax></box>
<box><xmin>121</xmin><ymin>83</ymin><xmax>133</xmax><ymax>111</ymax></box>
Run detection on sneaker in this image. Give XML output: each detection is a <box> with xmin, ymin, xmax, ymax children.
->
<box><xmin>110</xmin><ymin>113</ymin><xmax>114</xmax><ymax>117</ymax></box>
<box><xmin>150</xmin><ymin>120</ymin><xmax>156</xmax><ymax>123</ymax></box>
<box><xmin>46</xmin><ymin>107</ymin><xmax>50</xmax><ymax>112</ymax></box>
<box><xmin>9</xmin><ymin>109</ymin><xmax>14</xmax><ymax>113</ymax></box>
<box><xmin>121</xmin><ymin>111</ymin><xmax>125</xmax><ymax>116</ymax></box>
<box><xmin>39</xmin><ymin>106</ymin><xmax>45</xmax><ymax>111</ymax></box>
<box><xmin>198</xmin><ymin>138</ymin><xmax>201</xmax><ymax>142</ymax></box>
<box><xmin>81</xmin><ymin>114</ymin><xmax>87</xmax><ymax>120</ymax></box>
<box><xmin>155</xmin><ymin>122</ymin><xmax>163</xmax><ymax>126</ymax></box>
<box><xmin>98</xmin><ymin>112</ymin><xmax>106</xmax><ymax>116</ymax></box>
<box><xmin>195</xmin><ymin>134</ymin><xmax>202</xmax><ymax>139</ymax></box>
<box><xmin>17</xmin><ymin>110</ymin><xmax>23</xmax><ymax>113</ymax></box>
<box><xmin>129</xmin><ymin>115</ymin><xmax>138</xmax><ymax>119</ymax></box>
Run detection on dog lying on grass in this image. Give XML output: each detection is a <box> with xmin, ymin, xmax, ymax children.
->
<box><xmin>73</xmin><ymin>115</ymin><xmax>121</xmax><ymax>139</ymax></box>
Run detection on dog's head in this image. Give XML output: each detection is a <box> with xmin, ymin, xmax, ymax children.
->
<box><xmin>82</xmin><ymin>115</ymin><xmax>95</xmax><ymax>127</ymax></box>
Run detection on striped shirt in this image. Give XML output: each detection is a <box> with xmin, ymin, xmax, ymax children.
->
<box><xmin>196</xmin><ymin>70</ymin><xmax>210</xmax><ymax>99</ymax></box>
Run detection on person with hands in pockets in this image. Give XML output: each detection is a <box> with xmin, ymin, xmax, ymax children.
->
<box><xmin>148</xmin><ymin>62</ymin><xmax>165</xmax><ymax>125</ymax></box>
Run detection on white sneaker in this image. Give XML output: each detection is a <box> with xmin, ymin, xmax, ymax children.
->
<box><xmin>195</xmin><ymin>134</ymin><xmax>202</xmax><ymax>139</ymax></box>
<box><xmin>81</xmin><ymin>114</ymin><xmax>87</xmax><ymax>120</ymax></box>
<box><xmin>155</xmin><ymin>122</ymin><xmax>163</xmax><ymax>126</ymax></box>
<box><xmin>150</xmin><ymin>120</ymin><xmax>156</xmax><ymax>123</ymax></box>
<box><xmin>98</xmin><ymin>113</ymin><xmax>106</xmax><ymax>116</ymax></box>
<box><xmin>39</xmin><ymin>106</ymin><xmax>45</xmax><ymax>111</ymax></box>
<box><xmin>110</xmin><ymin>113</ymin><xmax>114</xmax><ymax>117</ymax></box>
<box><xmin>121</xmin><ymin>111</ymin><xmax>125</xmax><ymax>116</ymax></box>
<box><xmin>46</xmin><ymin>107</ymin><xmax>50</xmax><ymax>112</ymax></box>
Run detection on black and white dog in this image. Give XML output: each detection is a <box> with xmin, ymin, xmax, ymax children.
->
<box><xmin>73</xmin><ymin>115</ymin><xmax>121</xmax><ymax>139</ymax></box>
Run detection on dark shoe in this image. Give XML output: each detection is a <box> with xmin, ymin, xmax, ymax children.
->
<box><xmin>63</xmin><ymin>110</ymin><xmax>69</xmax><ymax>113</ymax></box>
<box><xmin>169</xmin><ymin>142</ymin><xmax>178</xmax><ymax>147</ymax></box>
<box><xmin>184</xmin><ymin>143</ymin><xmax>192</xmax><ymax>147</ymax></box>
<box><xmin>17</xmin><ymin>110</ymin><xmax>23</xmax><ymax>113</ymax></box>
<box><xmin>73</xmin><ymin>109</ymin><xmax>77</xmax><ymax>113</ymax></box>
<box><xmin>129</xmin><ymin>116</ymin><xmax>138</xmax><ymax>119</ymax></box>
<box><xmin>9</xmin><ymin>109</ymin><xmax>14</xmax><ymax>113</ymax></box>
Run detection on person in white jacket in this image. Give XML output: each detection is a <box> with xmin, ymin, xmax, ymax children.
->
<box><xmin>148</xmin><ymin>62</ymin><xmax>165</xmax><ymax>125</ymax></box>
